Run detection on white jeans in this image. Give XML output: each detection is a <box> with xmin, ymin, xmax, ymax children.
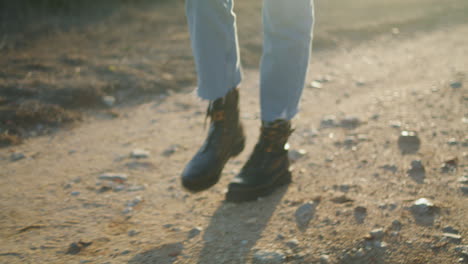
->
<box><xmin>185</xmin><ymin>0</ymin><xmax>314</xmax><ymax>121</ymax></box>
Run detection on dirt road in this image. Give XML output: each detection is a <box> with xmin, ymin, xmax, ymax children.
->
<box><xmin>1</xmin><ymin>18</ymin><xmax>467</xmax><ymax>263</ymax></box>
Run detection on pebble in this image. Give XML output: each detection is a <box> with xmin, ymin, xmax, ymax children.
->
<box><xmin>340</xmin><ymin>116</ymin><xmax>361</xmax><ymax>128</ymax></box>
<box><xmin>458</xmin><ymin>176</ymin><xmax>468</xmax><ymax>184</ymax></box>
<box><xmin>122</xmin><ymin>207</ymin><xmax>133</xmax><ymax>215</ymax></box>
<box><xmin>288</xmin><ymin>149</ymin><xmax>307</xmax><ymax>162</ymax></box>
<box><xmin>398</xmin><ymin>131</ymin><xmax>421</xmax><ymax>154</ymax></box>
<box><xmin>448</xmin><ymin>138</ymin><xmax>459</xmax><ymax>146</ymax></box>
<box><xmin>70</xmin><ymin>191</ymin><xmax>80</xmax><ymax>196</ymax></box>
<box><xmin>295</xmin><ymin>202</ymin><xmax>318</xmax><ymax>229</ymax></box>
<box><xmin>454</xmin><ymin>245</ymin><xmax>468</xmax><ymax>256</ymax></box>
<box><xmin>320</xmin><ymin>115</ymin><xmax>337</xmax><ymax>128</ymax></box>
<box><xmin>163</xmin><ymin>144</ymin><xmax>181</xmax><ymax>157</ymax></box>
<box><xmin>343</xmin><ymin>136</ymin><xmax>357</xmax><ymax>146</ymax></box>
<box><xmin>410</xmin><ymin>198</ymin><xmax>435</xmax><ymax>215</ymax></box>
<box><xmin>331</xmin><ymin>195</ymin><xmax>354</xmax><ymax>204</ymax></box>
<box><xmin>392</xmin><ymin>220</ymin><xmax>402</xmax><ymax>231</ymax></box>
<box><xmin>99</xmin><ymin>173</ymin><xmax>128</xmax><ymax>182</ymax></box>
<box><xmin>131</xmin><ymin>149</ymin><xmax>150</xmax><ymax>159</ymax></box>
<box><xmin>320</xmin><ymin>255</ymin><xmax>330</xmax><ymax>264</ymax></box>
<box><xmin>369</xmin><ymin>228</ymin><xmax>385</xmax><ymax>240</ymax></box>
<box><xmin>441</xmin><ymin>158</ymin><xmax>458</xmax><ymax>173</ymax></box>
<box><xmin>442</xmin><ymin>226</ymin><xmax>460</xmax><ymax>234</ymax></box>
<box><xmin>126</xmin><ymin>196</ymin><xmax>143</xmax><ymax>207</ymax></box>
<box><xmin>65</xmin><ymin>241</ymin><xmax>92</xmax><ymax>255</ymax></box>
<box><xmin>102</xmin><ymin>95</ymin><xmax>116</xmax><ymax>107</ymax></box>
<box><xmin>286</xmin><ymin>238</ymin><xmax>300</xmax><ymax>249</ymax></box>
<box><xmin>10</xmin><ymin>152</ymin><xmax>25</xmax><ymax>161</ymax></box>
<box><xmin>127</xmin><ymin>185</ymin><xmax>146</xmax><ymax>192</ymax></box>
<box><xmin>450</xmin><ymin>82</ymin><xmax>462</xmax><ymax>89</ymax></box>
<box><xmin>389</xmin><ymin>121</ymin><xmax>402</xmax><ymax>128</ymax></box>
<box><xmin>120</xmin><ymin>250</ymin><xmax>131</xmax><ymax>255</ymax></box>
<box><xmin>380</xmin><ymin>164</ymin><xmax>398</xmax><ymax>173</ymax></box>
<box><xmin>127</xmin><ymin>230</ymin><xmax>140</xmax><ymax>237</ymax></box>
<box><xmin>310</xmin><ymin>81</ymin><xmax>323</xmax><ymax>89</ymax></box>
<box><xmin>460</xmin><ymin>186</ymin><xmax>468</xmax><ymax>195</ymax></box>
<box><xmin>253</xmin><ymin>250</ymin><xmax>286</xmax><ymax>264</ymax></box>
<box><xmin>443</xmin><ymin>233</ymin><xmax>462</xmax><ymax>244</ymax></box>
<box><xmin>188</xmin><ymin>227</ymin><xmax>202</xmax><ymax>239</ymax></box>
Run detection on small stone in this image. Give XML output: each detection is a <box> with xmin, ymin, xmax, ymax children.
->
<box><xmin>288</xmin><ymin>149</ymin><xmax>307</xmax><ymax>162</ymax></box>
<box><xmin>410</xmin><ymin>198</ymin><xmax>435</xmax><ymax>215</ymax></box>
<box><xmin>102</xmin><ymin>95</ymin><xmax>116</xmax><ymax>107</ymax></box>
<box><xmin>441</xmin><ymin>158</ymin><xmax>458</xmax><ymax>173</ymax></box>
<box><xmin>10</xmin><ymin>152</ymin><xmax>25</xmax><ymax>161</ymax></box>
<box><xmin>448</xmin><ymin>138</ymin><xmax>459</xmax><ymax>146</ymax></box>
<box><xmin>343</xmin><ymin>136</ymin><xmax>357</xmax><ymax>146</ymax></box>
<box><xmin>458</xmin><ymin>176</ymin><xmax>468</xmax><ymax>184</ymax></box>
<box><xmin>331</xmin><ymin>195</ymin><xmax>354</xmax><ymax>204</ymax></box>
<box><xmin>188</xmin><ymin>227</ymin><xmax>202</xmax><ymax>239</ymax></box>
<box><xmin>253</xmin><ymin>250</ymin><xmax>286</xmax><ymax>264</ymax></box>
<box><xmin>99</xmin><ymin>173</ymin><xmax>128</xmax><ymax>182</ymax></box>
<box><xmin>389</xmin><ymin>121</ymin><xmax>402</xmax><ymax>128</ymax></box>
<box><xmin>442</xmin><ymin>226</ymin><xmax>460</xmax><ymax>234</ymax></box>
<box><xmin>131</xmin><ymin>149</ymin><xmax>150</xmax><ymax>159</ymax></box>
<box><xmin>276</xmin><ymin>234</ymin><xmax>285</xmax><ymax>240</ymax></box>
<box><xmin>320</xmin><ymin>255</ymin><xmax>330</xmax><ymax>264</ymax></box>
<box><xmin>450</xmin><ymin>82</ymin><xmax>462</xmax><ymax>89</ymax></box>
<box><xmin>65</xmin><ymin>241</ymin><xmax>92</xmax><ymax>255</ymax></box>
<box><xmin>286</xmin><ymin>238</ymin><xmax>300</xmax><ymax>249</ymax></box>
<box><xmin>241</xmin><ymin>240</ymin><xmax>249</xmax><ymax>245</ymax></box>
<box><xmin>340</xmin><ymin>116</ymin><xmax>361</xmax><ymax>128</ymax></box>
<box><xmin>443</xmin><ymin>233</ymin><xmax>462</xmax><ymax>244</ymax></box>
<box><xmin>127</xmin><ymin>185</ymin><xmax>146</xmax><ymax>192</ymax></box>
<box><xmin>310</xmin><ymin>81</ymin><xmax>323</xmax><ymax>89</ymax></box>
<box><xmin>126</xmin><ymin>196</ymin><xmax>143</xmax><ymax>207</ymax></box>
<box><xmin>454</xmin><ymin>245</ymin><xmax>468</xmax><ymax>256</ymax></box>
<box><xmin>114</xmin><ymin>185</ymin><xmax>126</xmax><ymax>192</ymax></box>
<box><xmin>392</xmin><ymin>220</ymin><xmax>402</xmax><ymax>231</ymax></box>
<box><xmin>163</xmin><ymin>144</ymin><xmax>181</xmax><ymax>157</ymax></box>
<box><xmin>295</xmin><ymin>202</ymin><xmax>318</xmax><ymax>229</ymax></box>
<box><xmin>122</xmin><ymin>207</ymin><xmax>133</xmax><ymax>215</ymax></box>
<box><xmin>380</xmin><ymin>164</ymin><xmax>398</xmax><ymax>173</ymax></box>
<box><xmin>370</xmin><ymin>228</ymin><xmax>385</xmax><ymax>240</ymax></box>
<box><xmin>398</xmin><ymin>131</ymin><xmax>421</xmax><ymax>154</ymax></box>
<box><xmin>70</xmin><ymin>191</ymin><xmax>80</xmax><ymax>196</ymax></box>
<box><xmin>320</xmin><ymin>115</ymin><xmax>337</xmax><ymax>128</ymax></box>
<box><xmin>128</xmin><ymin>230</ymin><xmax>140</xmax><ymax>237</ymax></box>
<box><xmin>120</xmin><ymin>250</ymin><xmax>131</xmax><ymax>255</ymax></box>
<box><xmin>460</xmin><ymin>186</ymin><xmax>468</xmax><ymax>195</ymax></box>
<box><xmin>357</xmin><ymin>134</ymin><xmax>369</xmax><ymax>141</ymax></box>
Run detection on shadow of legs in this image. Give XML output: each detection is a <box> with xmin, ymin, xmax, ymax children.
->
<box><xmin>196</xmin><ymin>186</ymin><xmax>288</xmax><ymax>263</ymax></box>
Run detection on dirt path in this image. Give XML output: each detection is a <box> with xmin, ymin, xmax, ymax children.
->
<box><xmin>0</xmin><ymin>23</ymin><xmax>467</xmax><ymax>264</ymax></box>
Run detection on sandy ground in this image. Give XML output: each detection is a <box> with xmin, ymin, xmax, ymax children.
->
<box><xmin>1</xmin><ymin>1</ymin><xmax>468</xmax><ymax>264</ymax></box>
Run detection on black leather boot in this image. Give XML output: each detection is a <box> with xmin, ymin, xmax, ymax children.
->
<box><xmin>181</xmin><ymin>88</ymin><xmax>245</xmax><ymax>192</ymax></box>
<box><xmin>226</xmin><ymin>119</ymin><xmax>293</xmax><ymax>203</ymax></box>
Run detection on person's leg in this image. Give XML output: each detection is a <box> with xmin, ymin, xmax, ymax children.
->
<box><xmin>185</xmin><ymin>0</ymin><xmax>242</xmax><ymax>100</ymax></box>
<box><xmin>182</xmin><ymin>0</ymin><xmax>245</xmax><ymax>192</ymax></box>
<box><xmin>260</xmin><ymin>0</ymin><xmax>314</xmax><ymax>121</ymax></box>
<box><xmin>226</xmin><ymin>0</ymin><xmax>314</xmax><ymax>203</ymax></box>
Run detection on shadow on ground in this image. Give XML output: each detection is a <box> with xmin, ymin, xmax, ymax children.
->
<box><xmin>127</xmin><ymin>187</ymin><xmax>288</xmax><ymax>264</ymax></box>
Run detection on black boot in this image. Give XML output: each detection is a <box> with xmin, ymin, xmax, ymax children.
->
<box><xmin>181</xmin><ymin>88</ymin><xmax>245</xmax><ymax>192</ymax></box>
<box><xmin>226</xmin><ymin>120</ymin><xmax>293</xmax><ymax>203</ymax></box>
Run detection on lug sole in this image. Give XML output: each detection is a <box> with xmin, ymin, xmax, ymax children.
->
<box><xmin>225</xmin><ymin>169</ymin><xmax>292</xmax><ymax>203</ymax></box>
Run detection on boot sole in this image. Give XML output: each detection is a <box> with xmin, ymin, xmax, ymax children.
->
<box><xmin>225</xmin><ymin>169</ymin><xmax>292</xmax><ymax>203</ymax></box>
<box><xmin>182</xmin><ymin>137</ymin><xmax>245</xmax><ymax>192</ymax></box>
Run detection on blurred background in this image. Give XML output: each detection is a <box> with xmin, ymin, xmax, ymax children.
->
<box><xmin>1</xmin><ymin>0</ymin><xmax>467</xmax><ymax>146</ymax></box>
